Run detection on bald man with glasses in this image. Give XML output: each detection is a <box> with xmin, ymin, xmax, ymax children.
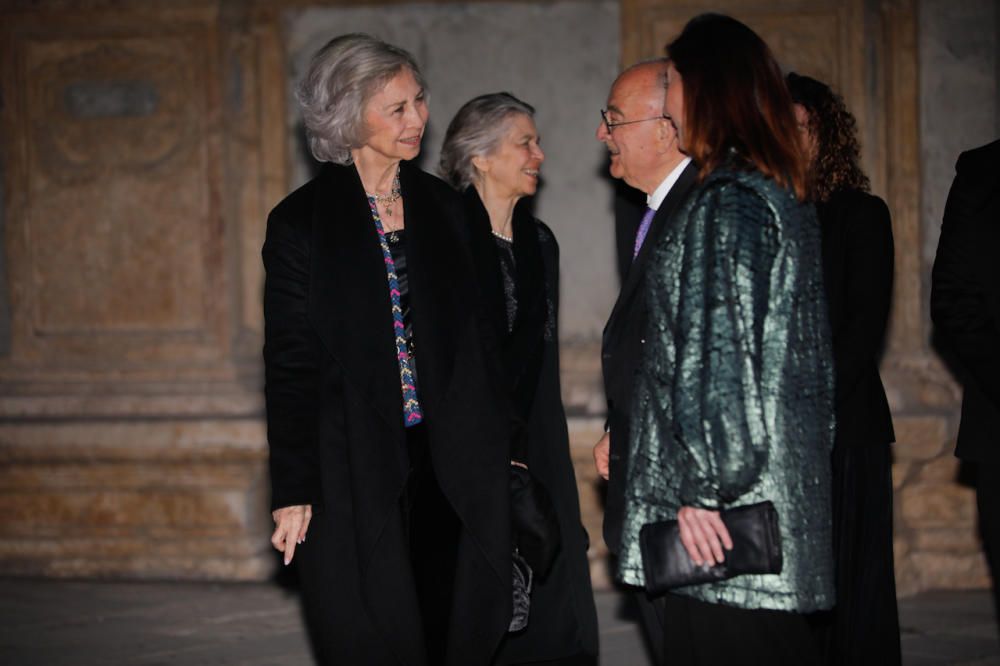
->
<box><xmin>593</xmin><ymin>59</ymin><xmax>698</xmax><ymax>663</ymax></box>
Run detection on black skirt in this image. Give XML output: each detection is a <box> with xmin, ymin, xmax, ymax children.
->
<box><xmin>816</xmin><ymin>441</ymin><xmax>901</xmax><ymax>666</ymax></box>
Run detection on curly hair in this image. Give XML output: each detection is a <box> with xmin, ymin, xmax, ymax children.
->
<box><xmin>786</xmin><ymin>72</ymin><xmax>870</xmax><ymax>202</ymax></box>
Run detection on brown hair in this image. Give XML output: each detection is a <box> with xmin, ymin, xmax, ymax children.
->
<box><xmin>666</xmin><ymin>14</ymin><xmax>807</xmax><ymax>200</ymax></box>
<box><xmin>786</xmin><ymin>72</ymin><xmax>870</xmax><ymax>202</ymax></box>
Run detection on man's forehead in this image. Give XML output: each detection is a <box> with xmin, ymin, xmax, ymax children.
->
<box><xmin>608</xmin><ymin>73</ymin><xmax>662</xmax><ymax>112</ymax></box>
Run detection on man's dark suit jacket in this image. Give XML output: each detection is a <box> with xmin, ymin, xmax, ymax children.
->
<box><xmin>601</xmin><ymin>161</ymin><xmax>699</xmax><ymax>553</ymax></box>
<box><xmin>932</xmin><ymin>139</ymin><xmax>1000</xmax><ymax>462</ymax></box>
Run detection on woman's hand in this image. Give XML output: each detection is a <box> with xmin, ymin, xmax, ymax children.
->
<box><xmin>271</xmin><ymin>504</ymin><xmax>312</xmax><ymax>566</ymax></box>
<box><xmin>677</xmin><ymin>506</ymin><xmax>733</xmax><ymax>567</ymax></box>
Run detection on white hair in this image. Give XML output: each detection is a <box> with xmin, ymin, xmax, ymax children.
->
<box><xmin>297</xmin><ymin>33</ymin><xmax>426</xmax><ymax>165</ymax></box>
<box><xmin>439</xmin><ymin>92</ymin><xmax>536</xmax><ymax>190</ymax></box>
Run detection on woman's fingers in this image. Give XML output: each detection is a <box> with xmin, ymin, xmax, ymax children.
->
<box><xmin>677</xmin><ymin>507</ymin><xmax>710</xmax><ymax>565</ymax></box>
<box><xmin>677</xmin><ymin>506</ymin><xmax>732</xmax><ymax>566</ymax></box>
<box><xmin>699</xmin><ymin>513</ymin><xmax>726</xmax><ymax>564</ymax></box>
<box><xmin>270</xmin><ymin>505</ymin><xmax>309</xmax><ymax>565</ymax></box>
<box><xmin>707</xmin><ymin>511</ymin><xmax>734</xmax><ymax>552</ymax></box>
<box><xmin>297</xmin><ymin>505</ymin><xmax>312</xmax><ymax>543</ymax></box>
<box><xmin>689</xmin><ymin>510</ymin><xmax>720</xmax><ymax>564</ymax></box>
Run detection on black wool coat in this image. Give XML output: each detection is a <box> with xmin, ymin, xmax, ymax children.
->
<box><xmin>263</xmin><ymin>161</ymin><xmax>512</xmax><ymax>665</ymax></box>
<box><xmin>817</xmin><ymin>188</ymin><xmax>896</xmax><ymax>448</ymax></box>
<box><xmin>932</xmin><ymin>139</ymin><xmax>1000</xmax><ymax>463</ymax></box>
<box><xmin>462</xmin><ymin>190</ymin><xmax>599</xmax><ymax>663</ymax></box>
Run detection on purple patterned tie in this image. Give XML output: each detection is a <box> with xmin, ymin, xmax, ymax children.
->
<box><xmin>632</xmin><ymin>206</ymin><xmax>656</xmax><ymax>259</ymax></box>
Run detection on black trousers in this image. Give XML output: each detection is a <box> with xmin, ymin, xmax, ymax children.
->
<box><xmin>404</xmin><ymin>423</ymin><xmax>462</xmax><ymax>665</ymax></box>
<box><xmin>976</xmin><ymin>460</ymin><xmax>1000</xmax><ymax>633</ymax></box>
<box><xmin>814</xmin><ymin>441</ymin><xmax>901</xmax><ymax>665</ymax></box>
<box><xmin>634</xmin><ymin>590</ymin><xmax>666</xmax><ymax>664</ymax></box>
<box><xmin>662</xmin><ymin>593</ymin><xmax>820</xmax><ymax>665</ymax></box>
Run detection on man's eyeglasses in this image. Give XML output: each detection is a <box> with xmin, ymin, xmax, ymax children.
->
<box><xmin>601</xmin><ymin>109</ymin><xmax>668</xmax><ymax>132</ymax></box>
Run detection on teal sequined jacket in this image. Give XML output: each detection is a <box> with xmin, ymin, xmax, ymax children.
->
<box><xmin>618</xmin><ymin>164</ymin><xmax>836</xmax><ymax>613</ymax></box>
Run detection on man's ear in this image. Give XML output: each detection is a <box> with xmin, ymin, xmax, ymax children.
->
<box><xmin>655</xmin><ymin>119</ymin><xmax>674</xmax><ymax>153</ymax></box>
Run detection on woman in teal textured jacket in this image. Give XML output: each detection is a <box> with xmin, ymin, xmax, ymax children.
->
<box><xmin>619</xmin><ymin>14</ymin><xmax>836</xmax><ymax>664</ymax></box>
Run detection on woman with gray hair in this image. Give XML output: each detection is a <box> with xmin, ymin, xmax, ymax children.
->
<box><xmin>440</xmin><ymin>93</ymin><xmax>598</xmax><ymax>665</ymax></box>
<box><xmin>264</xmin><ymin>35</ymin><xmax>511</xmax><ymax>665</ymax></box>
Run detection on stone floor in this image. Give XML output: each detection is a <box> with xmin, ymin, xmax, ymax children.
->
<box><xmin>0</xmin><ymin>578</ymin><xmax>997</xmax><ymax>665</ymax></box>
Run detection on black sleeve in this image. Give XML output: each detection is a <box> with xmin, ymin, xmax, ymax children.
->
<box><xmin>831</xmin><ymin>194</ymin><xmax>894</xmax><ymax>407</ymax></box>
<box><xmin>262</xmin><ymin>211</ymin><xmax>323</xmax><ymax>511</ymax></box>
<box><xmin>931</xmin><ymin>155</ymin><xmax>1000</xmax><ymax>409</ymax></box>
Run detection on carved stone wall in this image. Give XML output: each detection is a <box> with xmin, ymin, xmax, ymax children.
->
<box><xmin>0</xmin><ymin>3</ymin><xmax>287</xmax><ymax>579</ymax></box>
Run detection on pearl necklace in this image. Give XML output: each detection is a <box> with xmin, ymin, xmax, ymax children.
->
<box><xmin>365</xmin><ymin>169</ymin><xmax>402</xmax><ymax>217</ymax></box>
<box><xmin>491</xmin><ymin>229</ymin><xmax>513</xmax><ymax>243</ymax></box>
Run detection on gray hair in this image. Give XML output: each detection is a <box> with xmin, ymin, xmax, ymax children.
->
<box><xmin>297</xmin><ymin>33</ymin><xmax>426</xmax><ymax>165</ymax></box>
<box><xmin>439</xmin><ymin>92</ymin><xmax>536</xmax><ymax>190</ymax></box>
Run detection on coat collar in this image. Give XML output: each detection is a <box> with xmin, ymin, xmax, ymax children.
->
<box><xmin>398</xmin><ymin>162</ymin><xmax>460</xmax><ymax>407</ymax></box>
<box><xmin>307</xmin><ymin>161</ymin><xmax>463</xmax><ymax>429</ymax></box>
<box><xmin>308</xmin><ymin>163</ymin><xmax>401</xmax><ymax>428</ymax></box>
<box><xmin>462</xmin><ymin>188</ymin><xmax>547</xmax><ymax>461</ymax></box>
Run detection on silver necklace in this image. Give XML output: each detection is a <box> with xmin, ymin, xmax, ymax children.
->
<box><xmin>491</xmin><ymin>229</ymin><xmax>513</xmax><ymax>243</ymax></box>
<box><xmin>366</xmin><ymin>169</ymin><xmax>402</xmax><ymax>217</ymax></box>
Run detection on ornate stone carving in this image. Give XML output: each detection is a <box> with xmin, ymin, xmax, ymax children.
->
<box><xmin>0</xmin><ymin>4</ymin><xmax>285</xmax><ymax>580</ymax></box>
<box><xmin>3</xmin><ymin>19</ymin><xmax>225</xmax><ymax>370</ymax></box>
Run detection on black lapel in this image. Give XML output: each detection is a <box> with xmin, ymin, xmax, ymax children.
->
<box><xmin>462</xmin><ymin>187</ymin><xmax>509</xmax><ymax>340</ymax></box>
<box><xmin>399</xmin><ymin>162</ymin><xmax>464</xmax><ymax>411</ymax></box>
<box><xmin>308</xmin><ymin>162</ymin><xmax>404</xmax><ymax>430</ymax></box>
<box><xmin>508</xmin><ymin>200</ymin><xmax>546</xmax><ymax>393</ymax></box>
<box><xmin>603</xmin><ymin>161</ymin><xmax>699</xmax><ymax>347</ymax></box>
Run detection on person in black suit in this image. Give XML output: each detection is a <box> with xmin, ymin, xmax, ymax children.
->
<box><xmin>788</xmin><ymin>72</ymin><xmax>900</xmax><ymax>665</ymax></box>
<box><xmin>264</xmin><ymin>34</ymin><xmax>510</xmax><ymax>665</ymax></box>
<box><xmin>932</xmin><ymin>138</ymin><xmax>1000</xmax><ymax>629</ymax></box>
<box><xmin>440</xmin><ymin>92</ymin><xmax>599</xmax><ymax>665</ymax></box>
<box><xmin>592</xmin><ymin>59</ymin><xmax>698</xmax><ymax>661</ymax></box>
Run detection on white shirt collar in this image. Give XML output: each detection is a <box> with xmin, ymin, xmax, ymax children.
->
<box><xmin>647</xmin><ymin>157</ymin><xmax>692</xmax><ymax>210</ymax></box>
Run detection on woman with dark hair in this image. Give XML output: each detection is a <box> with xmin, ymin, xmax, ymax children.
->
<box><xmin>439</xmin><ymin>92</ymin><xmax>598</xmax><ymax>665</ymax></box>
<box><xmin>788</xmin><ymin>71</ymin><xmax>900</xmax><ymax>666</ymax></box>
<box><xmin>619</xmin><ymin>14</ymin><xmax>835</xmax><ymax>664</ymax></box>
<box><xmin>264</xmin><ymin>34</ymin><xmax>511</xmax><ymax>665</ymax></box>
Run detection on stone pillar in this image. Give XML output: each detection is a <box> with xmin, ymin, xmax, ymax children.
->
<box><xmin>0</xmin><ymin>2</ymin><xmax>286</xmax><ymax>579</ymax></box>
<box><xmin>889</xmin><ymin>0</ymin><xmax>1000</xmax><ymax>595</ymax></box>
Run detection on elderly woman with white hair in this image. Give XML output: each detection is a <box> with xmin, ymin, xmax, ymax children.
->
<box><xmin>263</xmin><ymin>34</ymin><xmax>511</xmax><ymax>665</ymax></box>
<box><xmin>440</xmin><ymin>93</ymin><xmax>598</xmax><ymax>665</ymax></box>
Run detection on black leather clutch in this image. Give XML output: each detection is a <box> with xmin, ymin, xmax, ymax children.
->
<box><xmin>510</xmin><ymin>465</ymin><xmax>561</xmax><ymax>578</ymax></box>
<box><xmin>639</xmin><ymin>500</ymin><xmax>783</xmax><ymax>596</ymax></box>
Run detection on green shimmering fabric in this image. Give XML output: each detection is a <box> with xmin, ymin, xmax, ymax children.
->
<box><xmin>618</xmin><ymin>165</ymin><xmax>836</xmax><ymax>613</ymax></box>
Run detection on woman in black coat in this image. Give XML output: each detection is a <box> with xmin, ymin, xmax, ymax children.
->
<box><xmin>264</xmin><ymin>34</ymin><xmax>511</xmax><ymax>665</ymax></box>
<box><xmin>788</xmin><ymin>72</ymin><xmax>901</xmax><ymax>666</ymax></box>
<box><xmin>439</xmin><ymin>93</ymin><xmax>599</xmax><ymax>665</ymax></box>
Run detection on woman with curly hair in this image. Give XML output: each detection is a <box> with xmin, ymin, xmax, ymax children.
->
<box><xmin>787</xmin><ymin>72</ymin><xmax>901</xmax><ymax>666</ymax></box>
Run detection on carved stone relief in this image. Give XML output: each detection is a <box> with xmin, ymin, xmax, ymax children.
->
<box><xmin>0</xmin><ymin>5</ymin><xmax>283</xmax><ymax>580</ymax></box>
<box><xmin>2</xmin><ymin>15</ymin><xmax>227</xmax><ymax>374</ymax></box>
